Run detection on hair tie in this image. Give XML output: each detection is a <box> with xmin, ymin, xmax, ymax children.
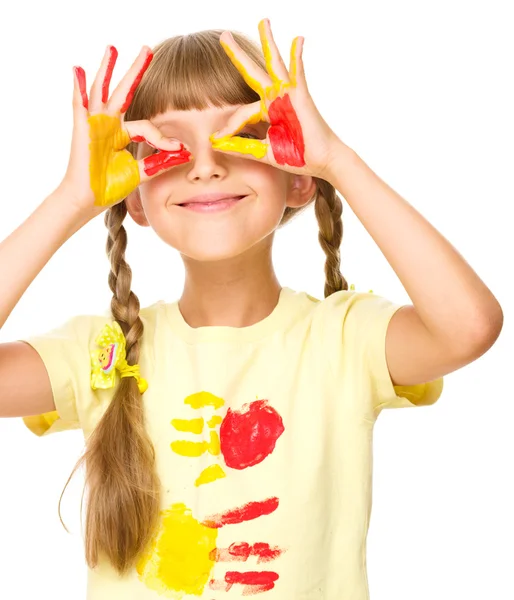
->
<box><xmin>91</xmin><ymin>321</ymin><xmax>148</xmax><ymax>394</ymax></box>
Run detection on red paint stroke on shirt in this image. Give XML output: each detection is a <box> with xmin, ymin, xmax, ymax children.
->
<box><xmin>203</xmin><ymin>497</ymin><xmax>279</xmax><ymax>529</ymax></box>
<box><xmin>268</xmin><ymin>93</ymin><xmax>306</xmax><ymax>167</ymax></box>
<box><xmin>220</xmin><ymin>399</ymin><xmax>284</xmax><ymax>469</ymax></box>
<box><xmin>226</xmin><ymin>570</ymin><xmax>279</xmax><ymax>588</ymax></box>
<box><xmin>101</xmin><ymin>46</ymin><xmax>118</xmax><ymax>103</ymax></box>
<box><xmin>210</xmin><ymin>541</ymin><xmax>283</xmax><ymax>563</ymax></box>
<box><xmin>143</xmin><ymin>146</ymin><xmax>191</xmax><ymax>176</ymax></box>
<box><xmin>210</xmin><ymin>571</ymin><xmax>279</xmax><ymax>594</ymax></box>
<box><xmin>120</xmin><ymin>51</ymin><xmax>153</xmax><ymax>114</ymax></box>
<box><xmin>74</xmin><ymin>66</ymin><xmax>88</xmax><ymax>110</ymax></box>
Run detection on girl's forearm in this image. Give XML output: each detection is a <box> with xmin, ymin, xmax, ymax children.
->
<box><xmin>0</xmin><ymin>189</ymin><xmax>92</xmax><ymax>331</ymax></box>
<box><xmin>325</xmin><ymin>141</ymin><xmax>503</xmax><ymax>346</ymax></box>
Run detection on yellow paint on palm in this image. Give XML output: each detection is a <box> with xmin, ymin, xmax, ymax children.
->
<box><xmin>211</xmin><ymin>133</ymin><xmax>268</xmax><ymax>159</ymax></box>
<box><xmin>136</xmin><ymin>503</ymin><xmax>217</xmax><ymax>596</ymax></box>
<box><xmin>195</xmin><ymin>463</ymin><xmax>226</xmax><ymax>487</ymax></box>
<box><xmin>88</xmin><ymin>114</ymin><xmax>140</xmax><ymax>207</ymax></box>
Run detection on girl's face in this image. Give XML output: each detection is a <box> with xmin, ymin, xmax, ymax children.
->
<box><xmin>128</xmin><ymin>104</ymin><xmax>315</xmax><ymax>262</ymax></box>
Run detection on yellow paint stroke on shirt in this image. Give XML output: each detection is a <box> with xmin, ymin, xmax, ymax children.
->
<box><xmin>137</xmin><ymin>502</ymin><xmax>218</xmax><ymax>597</ymax></box>
<box><xmin>207</xmin><ymin>415</ymin><xmax>223</xmax><ymax>428</ymax></box>
<box><xmin>172</xmin><ymin>417</ymin><xmax>204</xmax><ymax>434</ymax></box>
<box><xmin>171</xmin><ymin>431</ymin><xmax>221</xmax><ymax>457</ymax></box>
<box><xmin>195</xmin><ymin>464</ymin><xmax>227</xmax><ymax>487</ymax></box>
<box><xmin>185</xmin><ymin>391</ymin><xmax>225</xmax><ymax>410</ymax></box>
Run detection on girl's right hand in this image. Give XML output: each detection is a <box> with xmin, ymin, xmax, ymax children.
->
<box><xmin>60</xmin><ymin>45</ymin><xmax>192</xmax><ymax>218</ymax></box>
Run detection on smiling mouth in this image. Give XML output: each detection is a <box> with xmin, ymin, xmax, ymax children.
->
<box><xmin>178</xmin><ymin>195</ymin><xmax>246</xmax><ymax>207</ymax></box>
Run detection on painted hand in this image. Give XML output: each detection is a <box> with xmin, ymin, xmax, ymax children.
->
<box><xmin>210</xmin><ymin>19</ymin><xmax>340</xmax><ymax>180</ymax></box>
<box><xmin>73</xmin><ymin>46</ymin><xmax>192</xmax><ymax>208</ymax></box>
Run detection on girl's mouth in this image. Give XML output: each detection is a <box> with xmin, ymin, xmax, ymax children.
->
<box><xmin>178</xmin><ymin>195</ymin><xmax>247</xmax><ymax>212</ymax></box>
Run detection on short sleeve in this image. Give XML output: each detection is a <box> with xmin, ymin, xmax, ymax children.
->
<box><xmin>323</xmin><ymin>290</ymin><xmax>443</xmax><ymax>417</ymax></box>
<box><xmin>363</xmin><ymin>294</ymin><xmax>443</xmax><ymax>413</ymax></box>
<box><xmin>18</xmin><ymin>314</ymin><xmax>111</xmax><ymax>437</ymax></box>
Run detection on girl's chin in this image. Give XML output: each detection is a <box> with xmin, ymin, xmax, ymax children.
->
<box><xmin>178</xmin><ymin>240</ymin><xmax>264</xmax><ymax>263</ymax></box>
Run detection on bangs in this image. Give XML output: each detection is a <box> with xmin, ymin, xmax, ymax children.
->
<box><xmin>125</xmin><ymin>29</ymin><xmax>262</xmax><ymax>122</ymax></box>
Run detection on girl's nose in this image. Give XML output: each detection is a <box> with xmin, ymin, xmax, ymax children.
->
<box><xmin>186</xmin><ymin>141</ymin><xmax>229</xmax><ymax>182</ymax></box>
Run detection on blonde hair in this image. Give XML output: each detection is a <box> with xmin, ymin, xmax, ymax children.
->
<box><xmin>62</xmin><ymin>28</ymin><xmax>348</xmax><ymax>575</ymax></box>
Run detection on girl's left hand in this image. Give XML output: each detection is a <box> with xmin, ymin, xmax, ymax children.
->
<box><xmin>210</xmin><ymin>19</ymin><xmax>342</xmax><ymax>181</ymax></box>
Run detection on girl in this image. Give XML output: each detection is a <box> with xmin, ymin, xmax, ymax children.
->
<box><xmin>0</xmin><ymin>18</ymin><xmax>503</xmax><ymax>600</ymax></box>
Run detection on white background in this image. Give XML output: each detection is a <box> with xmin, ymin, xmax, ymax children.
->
<box><xmin>0</xmin><ymin>0</ymin><xmax>512</xmax><ymax>598</ymax></box>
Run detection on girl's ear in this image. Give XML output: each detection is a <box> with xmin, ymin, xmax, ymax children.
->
<box><xmin>286</xmin><ymin>175</ymin><xmax>317</xmax><ymax>209</ymax></box>
<box><xmin>125</xmin><ymin>188</ymin><xmax>150</xmax><ymax>227</ymax></box>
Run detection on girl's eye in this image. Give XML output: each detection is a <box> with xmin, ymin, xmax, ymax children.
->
<box><xmin>237</xmin><ymin>131</ymin><xmax>260</xmax><ymax>140</ymax></box>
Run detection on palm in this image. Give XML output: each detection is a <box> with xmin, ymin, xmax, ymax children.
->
<box><xmin>88</xmin><ymin>114</ymin><xmax>138</xmax><ymax>207</ymax></box>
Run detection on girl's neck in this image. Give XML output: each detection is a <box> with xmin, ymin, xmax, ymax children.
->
<box><xmin>179</xmin><ymin>271</ymin><xmax>282</xmax><ymax>329</ymax></box>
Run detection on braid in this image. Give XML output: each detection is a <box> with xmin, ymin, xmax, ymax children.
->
<box><xmin>104</xmin><ymin>202</ymin><xmax>143</xmax><ymax>344</ymax></box>
<box><xmin>313</xmin><ymin>179</ymin><xmax>348</xmax><ymax>297</ymax></box>
<box><xmin>63</xmin><ymin>201</ymin><xmax>162</xmax><ymax>575</ymax></box>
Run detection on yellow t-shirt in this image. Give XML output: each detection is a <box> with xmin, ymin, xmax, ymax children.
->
<box><xmin>21</xmin><ymin>287</ymin><xmax>443</xmax><ymax>600</ymax></box>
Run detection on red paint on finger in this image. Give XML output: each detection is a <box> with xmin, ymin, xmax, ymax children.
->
<box><xmin>135</xmin><ymin>137</ymin><xmax>157</xmax><ymax>149</ymax></box>
<box><xmin>101</xmin><ymin>45</ymin><xmax>118</xmax><ymax>103</ymax></box>
<box><xmin>143</xmin><ymin>146</ymin><xmax>192</xmax><ymax>176</ymax></box>
<box><xmin>268</xmin><ymin>93</ymin><xmax>306</xmax><ymax>167</ymax></box>
<box><xmin>120</xmin><ymin>51</ymin><xmax>153</xmax><ymax>114</ymax></box>
<box><xmin>74</xmin><ymin>66</ymin><xmax>88</xmax><ymax>109</ymax></box>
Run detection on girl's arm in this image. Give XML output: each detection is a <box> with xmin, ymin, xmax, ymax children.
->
<box><xmin>0</xmin><ymin>188</ymin><xmax>92</xmax><ymax>331</ymax></box>
<box><xmin>209</xmin><ymin>19</ymin><xmax>502</xmax><ymax>387</ymax></box>
<box><xmin>0</xmin><ymin>188</ymin><xmax>94</xmax><ymax>419</ymax></box>
<box><xmin>325</xmin><ymin>141</ymin><xmax>503</xmax><ymax>387</ymax></box>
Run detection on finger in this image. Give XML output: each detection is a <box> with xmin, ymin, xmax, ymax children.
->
<box><xmin>123</xmin><ymin>119</ymin><xmax>187</xmax><ymax>153</ymax></box>
<box><xmin>219</xmin><ymin>31</ymin><xmax>272</xmax><ymax>97</ymax></box>
<box><xmin>139</xmin><ymin>146</ymin><xmax>193</xmax><ymax>182</ymax></box>
<box><xmin>211</xmin><ymin>134</ymin><xmax>269</xmax><ymax>162</ymax></box>
<box><xmin>73</xmin><ymin>66</ymin><xmax>88</xmax><ymax>112</ymax></box>
<box><xmin>89</xmin><ymin>45</ymin><xmax>118</xmax><ymax>113</ymax></box>
<box><xmin>210</xmin><ymin>101</ymin><xmax>263</xmax><ymax>140</ymax></box>
<box><xmin>258</xmin><ymin>18</ymin><xmax>290</xmax><ymax>86</ymax></box>
<box><xmin>290</xmin><ymin>36</ymin><xmax>307</xmax><ymax>89</ymax></box>
<box><xmin>107</xmin><ymin>46</ymin><xmax>153</xmax><ymax>115</ymax></box>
